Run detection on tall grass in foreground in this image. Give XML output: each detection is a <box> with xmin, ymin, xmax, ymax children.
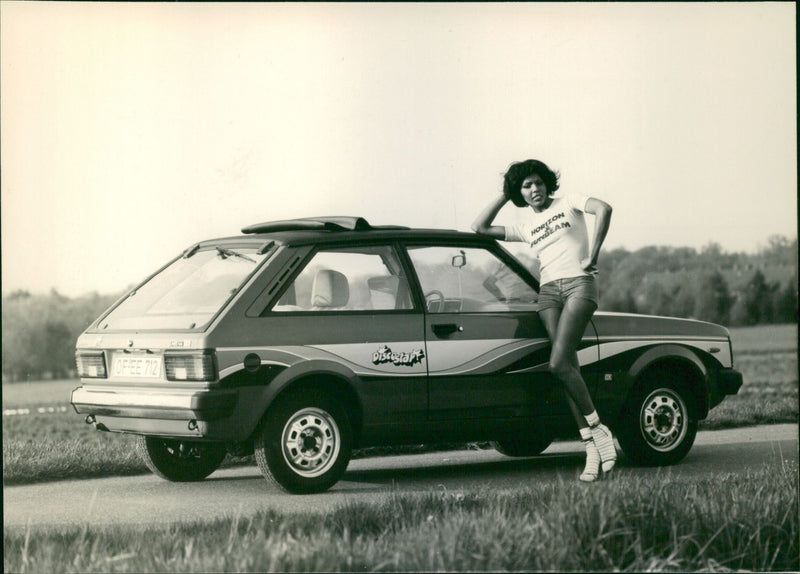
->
<box><xmin>5</xmin><ymin>462</ymin><xmax>798</xmax><ymax>573</ymax></box>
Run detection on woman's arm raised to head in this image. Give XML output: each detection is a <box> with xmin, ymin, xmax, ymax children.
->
<box><xmin>471</xmin><ymin>194</ymin><xmax>509</xmax><ymax>239</ymax></box>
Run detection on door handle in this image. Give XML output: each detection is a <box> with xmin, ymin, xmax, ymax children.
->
<box><xmin>432</xmin><ymin>323</ymin><xmax>463</xmax><ymax>337</ymax></box>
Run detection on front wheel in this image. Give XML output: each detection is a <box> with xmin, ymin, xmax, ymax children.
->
<box><xmin>616</xmin><ymin>375</ymin><xmax>698</xmax><ymax>466</ymax></box>
<box><xmin>136</xmin><ymin>436</ymin><xmax>227</xmax><ymax>482</ymax></box>
<box><xmin>254</xmin><ymin>389</ymin><xmax>353</xmax><ymax>494</ymax></box>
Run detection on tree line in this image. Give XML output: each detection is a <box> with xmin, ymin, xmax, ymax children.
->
<box><xmin>593</xmin><ymin>235</ymin><xmax>797</xmax><ymax>327</ymax></box>
<box><xmin>2</xmin><ymin>235</ymin><xmax>797</xmax><ymax>382</ymax></box>
<box><xmin>2</xmin><ymin>291</ymin><xmax>123</xmax><ymax>382</ymax></box>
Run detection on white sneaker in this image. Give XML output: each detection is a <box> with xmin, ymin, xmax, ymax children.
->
<box><xmin>591</xmin><ymin>423</ymin><xmax>617</xmax><ymax>473</ymax></box>
<box><xmin>580</xmin><ymin>439</ymin><xmax>600</xmax><ymax>482</ymax></box>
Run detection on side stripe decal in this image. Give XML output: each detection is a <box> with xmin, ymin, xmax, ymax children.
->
<box><xmin>216</xmin><ymin>336</ymin><xmax>730</xmax><ymax>381</ymax></box>
<box><xmin>595</xmin><ymin>339</ymin><xmax>732</xmax><ymax>368</ymax></box>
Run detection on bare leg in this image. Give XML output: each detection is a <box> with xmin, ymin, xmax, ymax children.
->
<box><xmin>539</xmin><ymin>298</ymin><xmax>614</xmax><ymax>478</ymax></box>
<box><xmin>538</xmin><ymin>298</ymin><xmax>598</xmax><ymax>423</ymax></box>
<box><xmin>539</xmin><ymin>299</ymin><xmax>601</xmax><ymax>482</ymax></box>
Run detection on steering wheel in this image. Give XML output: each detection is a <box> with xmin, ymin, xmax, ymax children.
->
<box><xmin>424</xmin><ymin>290</ymin><xmax>445</xmax><ymax>313</ymax></box>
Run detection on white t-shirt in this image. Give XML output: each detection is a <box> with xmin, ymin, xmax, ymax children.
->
<box><xmin>505</xmin><ymin>193</ymin><xmax>591</xmax><ymax>285</ymax></box>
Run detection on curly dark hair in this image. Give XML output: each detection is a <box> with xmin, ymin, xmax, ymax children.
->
<box><xmin>503</xmin><ymin>159</ymin><xmax>560</xmax><ymax>207</ymax></box>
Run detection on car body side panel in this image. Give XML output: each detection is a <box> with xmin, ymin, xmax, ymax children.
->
<box><xmin>424</xmin><ymin>311</ymin><xmax>600</xmax><ymax>439</ymax></box>
<box><xmin>209</xmin><ymin>313</ymin><xmax>428</xmax><ymax>442</ymax></box>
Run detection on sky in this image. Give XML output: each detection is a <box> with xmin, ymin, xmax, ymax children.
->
<box><xmin>1</xmin><ymin>2</ymin><xmax>796</xmax><ymax>297</ymax></box>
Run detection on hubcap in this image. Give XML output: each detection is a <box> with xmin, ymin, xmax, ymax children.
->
<box><xmin>640</xmin><ymin>388</ymin><xmax>688</xmax><ymax>452</ymax></box>
<box><xmin>281</xmin><ymin>407</ymin><xmax>340</xmax><ymax>478</ymax></box>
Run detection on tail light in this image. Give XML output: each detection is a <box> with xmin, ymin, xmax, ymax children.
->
<box><xmin>165</xmin><ymin>350</ymin><xmax>217</xmax><ymax>382</ymax></box>
<box><xmin>76</xmin><ymin>351</ymin><xmax>107</xmax><ymax>379</ymax></box>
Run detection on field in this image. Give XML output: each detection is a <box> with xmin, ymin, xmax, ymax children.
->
<box><xmin>701</xmin><ymin>324</ymin><xmax>797</xmax><ymax>429</ymax></box>
<box><xmin>727</xmin><ymin>323</ymin><xmax>797</xmax><ymax>354</ymax></box>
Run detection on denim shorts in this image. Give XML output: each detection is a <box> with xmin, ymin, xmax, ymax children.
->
<box><xmin>537</xmin><ymin>275</ymin><xmax>599</xmax><ymax>312</ymax></box>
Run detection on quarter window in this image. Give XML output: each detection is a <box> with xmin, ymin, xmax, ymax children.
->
<box><xmin>407</xmin><ymin>246</ymin><xmax>538</xmax><ymax>313</ymax></box>
<box><xmin>271</xmin><ymin>246</ymin><xmax>413</xmax><ymax>312</ymax></box>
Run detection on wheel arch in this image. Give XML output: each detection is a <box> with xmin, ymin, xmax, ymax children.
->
<box><xmin>248</xmin><ymin>360</ymin><xmax>364</xmax><ymax>443</ymax></box>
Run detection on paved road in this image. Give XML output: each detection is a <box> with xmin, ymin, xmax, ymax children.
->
<box><xmin>4</xmin><ymin>424</ymin><xmax>797</xmax><ymax>529</ymax></box>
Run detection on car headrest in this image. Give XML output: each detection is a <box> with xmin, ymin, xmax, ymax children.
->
<box><xmin>311</xmin><ymin>270</ymin><xmax>350</xmax><ymax>308</ymax></box>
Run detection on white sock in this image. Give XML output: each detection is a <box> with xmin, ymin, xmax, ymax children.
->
<box><xmin>590</xmin><ymin>420</ymin><xmax>617</xmax><ymax>473</ymax></box>
<box><xmin>580</xmin><ymin>428</ymin><xmax>600</xmax><ymax>482</ymax></box>
<box><xmin>585</xmin><ymin>410</ymin><xmax>600</xmax><ymax>427</ymax></box>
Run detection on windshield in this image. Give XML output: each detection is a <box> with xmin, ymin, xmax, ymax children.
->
<box><xmin>98</xmin><ymin>246</ymin><xmax>270</xmax><ymax>330</ymax></box>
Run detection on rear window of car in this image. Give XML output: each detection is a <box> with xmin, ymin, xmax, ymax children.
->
<box><xmin>98</xmin><ymin>247</ymin><xmax>270</xmax><ymax>330</ymax></box>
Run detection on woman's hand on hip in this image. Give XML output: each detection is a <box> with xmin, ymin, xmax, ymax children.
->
<box><xmin>580</xmin><ymin>257</ymin><xmax>598</xmax><ymax>275</ymax></box>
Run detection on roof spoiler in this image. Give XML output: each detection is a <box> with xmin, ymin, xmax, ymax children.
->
<box><xmin>241</xmin><ymin>216</ymin><xmax>408</xmax><ymax>234</ymax></box>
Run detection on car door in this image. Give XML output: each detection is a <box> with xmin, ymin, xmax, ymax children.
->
<box><xmin>404</xmin><ymin>242</ymin><xmax>583</xmax><ymax>438</ymax></box>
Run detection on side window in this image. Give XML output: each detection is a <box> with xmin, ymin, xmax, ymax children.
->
<box><xmin>270</xmin><ymin>246</ymin><xmax>413</xmax><ymax>312</ymax></box>
<box><xmin>407</xmin><ymin>246</ymin><xmax>538</xmax><ymax>313</ymax></box>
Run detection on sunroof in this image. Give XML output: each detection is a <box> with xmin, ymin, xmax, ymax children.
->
<box><xmin>242</xmin><ymin>217</ymin><xmax>408</xmax><ymax>234</ymax></box>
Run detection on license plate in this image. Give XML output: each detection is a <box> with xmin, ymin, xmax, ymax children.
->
<box><xmin>111</xmin><ymin>354</ymin><xmax>162</xmax><ymax>378</ymax></box>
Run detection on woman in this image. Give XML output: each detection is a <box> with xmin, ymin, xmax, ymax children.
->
<box><xmin>472</xmin><ymin>159</ymin><xmax>615</xmax><ymax>482</ymax></box>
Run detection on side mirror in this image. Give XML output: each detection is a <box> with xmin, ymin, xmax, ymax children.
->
<box><xmin>451</xmin><ymin>250</ymin><xmax>467</xmax><ymax>269</ymax></box>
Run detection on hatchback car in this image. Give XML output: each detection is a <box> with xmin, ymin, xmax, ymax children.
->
<box><xmin>72</xmin><ymin>216</ymin><xmax>743</xmax><ymax>493</ymax></box>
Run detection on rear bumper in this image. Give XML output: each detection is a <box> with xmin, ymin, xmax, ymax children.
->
<box><xmin>70</xmin><ymin>385</ymin><xmax>238</xmax><ymax>421</ymax></box>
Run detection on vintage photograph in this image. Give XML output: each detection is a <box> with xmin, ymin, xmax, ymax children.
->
<box><xmin>2</xmin><ymin>2</ymin><xmax>797</xmax><ymax>571</ymax></box>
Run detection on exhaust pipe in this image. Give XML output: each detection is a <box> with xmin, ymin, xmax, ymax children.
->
<box><xmin>85</xmin><ymin>415</ymin><xmax>96</xmax><ymax>425</ymax></box>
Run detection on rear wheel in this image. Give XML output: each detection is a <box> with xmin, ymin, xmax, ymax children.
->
<box><xmin>493</xmin><ymin>434</ymin><xmax>553</xmax><ymax>457</ymax></box>
<box><xmin>136</xmin><ymin>436</ymin><xmax>227</xmax><ymax>482</ymax></box>
<box><xmin>617</xmin><ymin>373</ymin><xmax>698</xmax><ymax>466</ymax></box>
<box><xmin>254</xmin><ymin>389</ymin><xmax>353</xmax><ymax>494</ymax></box>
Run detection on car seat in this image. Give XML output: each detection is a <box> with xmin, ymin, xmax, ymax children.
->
<box><xmin>367</xmin><ymin>276</ymin><xmax>401</xmax><ymax>310</ymax></box>
<box><xmin>311</xmin><ymin>269</ymin><xmax>350</xmax><ymax>310</ymax></box>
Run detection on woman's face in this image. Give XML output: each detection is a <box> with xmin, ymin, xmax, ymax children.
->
<box><xmin>520</xmin><ymin>173</ymin><xmax>551</xmax><ymax>210</ymax></box>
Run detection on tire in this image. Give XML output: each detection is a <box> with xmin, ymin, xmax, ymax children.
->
<box><xmin>493</xmin><ymin>434</ymin><xmax>553</xmax><ymax>457</ymax></box>
<box><xmin>254</xmin><ymin>389</ymin><xmax>353</xmax><ymax>494</ymax></box>
<box><xmin>136</xmin><ymin>436</ymin><xmax>227</xmax><ymax>482</ymax></box>
<box><xmin>616</xmin><ymin>373</ymin><xmax>699</xmax><ymax>466</ymax></box>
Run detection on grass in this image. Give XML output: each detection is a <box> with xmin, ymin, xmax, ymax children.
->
<box><xmin>4</xmin><ymin>461</ymin><xmax>798</xmax><ymax>572</ymax></box>
<box><xmin>3</xmin><ymin>324</ymin><xmax>797</xmax><ymax>486</ymax></box>
<box><xmin>2</xmin><ymin>415</ymin><xmax>145</xmax><ymax>484</ymax></box>
<box><xmin>700</xmin><ymin>350</ymin><xmax>798</xmax><ymax>429</ymax></box>
<box><xmin>700</xmin><ymin>324</ymin><xmax>798</xmax><ymax>430</ymax></box>
<box><xmin>0</xmin><ymin>413</ymin><xmax>256</xmax><ymax>485</ymax></box>
<box><xmin>727</xmin><ymin>323</ymin><xmax>797</xmax><ymax>354</ymax></box>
